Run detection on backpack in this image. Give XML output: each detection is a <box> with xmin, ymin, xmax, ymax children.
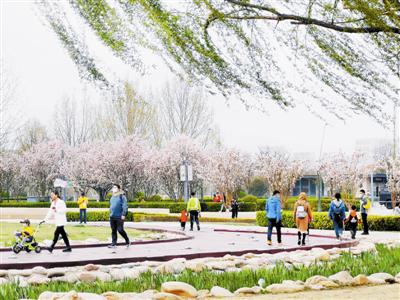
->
<box><xmin>296</xmin><ymin>204</ymin><xmax>307</xmax><ymax>219</ymax></box>
<box><xmin>363</xmin><ymin>198</ymin><xmax>371</xmax><ymax>210</ymax></box>
<box><xmin>333</xmin><ymin>201</ymin><xmax>343</xmax><ymax>219</ymax></box>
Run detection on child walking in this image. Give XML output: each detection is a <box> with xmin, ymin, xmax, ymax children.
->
<box><xmin>180</xmin><ymin>209</ymin><xmax>188</xmax><ymax>231</ymax></box>
<box><xmin>345</xmin><ymin>205</ymin><xmax>360</xmax><ymax>239</ymax></box>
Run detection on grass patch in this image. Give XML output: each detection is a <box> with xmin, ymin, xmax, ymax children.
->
<box><xmin>1</xmin><ymin>245</ymin><xmax>399</xmax><ymax>299</ymax></box>
<box><xmin>0</xmin><ymin>222</ymin><xmax>158</xmax><ymax>246</ymax></box>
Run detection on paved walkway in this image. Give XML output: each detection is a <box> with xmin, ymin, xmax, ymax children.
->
<box><xmin>0</xmin><ymin>222</ymin><xmax>358</xmax><ymax>269</ymax></box>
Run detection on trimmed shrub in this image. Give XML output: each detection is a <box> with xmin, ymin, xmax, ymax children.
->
<box><xmin>240</xmin><ymin>195</ymin><xmax>258</xmax><ymax>202</ymax></box>
<box><xmin>256</xmin><ymin>211</ymin><xmax>400</xmax><ymax>231</ymax></box>
<box><xmin>66</xmin><ymin>211</ymin><xmax>255</xmax><ymax>224</ymax></box>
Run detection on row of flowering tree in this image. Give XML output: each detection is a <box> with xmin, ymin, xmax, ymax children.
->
<box><xmin>0</xmin><ymin>136</ymin><xmax>382</xmax><ymax>202</ymax></box>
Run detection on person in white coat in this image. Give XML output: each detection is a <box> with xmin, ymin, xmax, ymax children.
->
<box><xmin>44</xmin><ymin>191</ymin><xmax>71</xmax><ymax>253</ymax></box>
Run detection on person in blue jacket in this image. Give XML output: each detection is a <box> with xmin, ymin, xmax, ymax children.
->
<box><xmin>328</xmin><ymin>192</ymin><xmax>346</xmax><ymax>240</ymax></box>
<box><xmin>108</xmin><ymin>184</ymin><xmax>130</xmax><ymax>249</ymax></box>
<box><xmin>265</xmin><ymin>190</ymin><xmax>282</xmax><ymax>246</ymax></box>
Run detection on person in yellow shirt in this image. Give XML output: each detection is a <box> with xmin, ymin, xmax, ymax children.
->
<box><xmin>187</xmin><ymin>192</ymin><xmax>201</xmax><ymax>231</ymax></box>
<box><xmin>77</xmin><ymin>192</ymin><xmax>89</xmax><ymax>224</ymax></box>
<box><xmin>17</xmin><ymin>219</ymin><xmax>34</xmax><ymax>243</ymax></box>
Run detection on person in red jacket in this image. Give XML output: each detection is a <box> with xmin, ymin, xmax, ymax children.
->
<box><xmin>179</xmin><ymin>209</ymin><xmax>188</xmax><ymax>231</ymax></box>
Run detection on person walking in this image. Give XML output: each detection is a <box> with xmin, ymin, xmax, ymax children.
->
<box><xmin>77</xmin><ymin>192</ymin><xmax>88</xmax><ymax>224</ymax></box>
<box><xmin>265</xmin><ymin>190</ymin><xmax>282</xmax><ymax>246</ymax></box>
<box><xmin>359</xmin><ymin>189</ymin><xmax>369</xmax><ymax>235</ymax></box>
<box><xmin>293</xmin><ymin>192</ymin><xmax>313</xmax><ymax>246</ymax></box>
<box><xmin>345</xmin><ymin>205</ymin><xmax>360</xmax><ymax>239</ymax></box>
<box><xmin>187</xmin><ymin>192</ymin><xmax>201</xmax><ymax>231</ymax></box>
<box><xmin>231</xmin><ymin>197</ymin><xmax>239</xmax><ymax>219</ymax></box>
<box><xmin>328</xmin><ymin>192</ymin><xmax>346</xmax><ymax>240</ymax></box>
<box><xmin>213</xmin><ymin>192</ymin><xmax>221</xmax><ymax>203</ymax></box>
<box><xmin>44</xmin><ymin>191</ymin><xmax>71</xmax><ymax>253</ymax></box>
<box><xmin>108</xmin><ymin>184</ymin><xmax>130</xmax><ymax>249</ymax></box>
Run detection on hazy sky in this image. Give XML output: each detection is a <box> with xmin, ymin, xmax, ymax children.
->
<box><xmin>1</xmin><ymin>1</ymin><xmax>393</xmax><ymax>156</ymax></box>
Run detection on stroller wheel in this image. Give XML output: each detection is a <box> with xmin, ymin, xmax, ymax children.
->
<box><xmin>25</xmin><ymin>246</ymin><xmax>31</xmax><ymax>253</ymax></box>
<box><xmin>12</xmin><ymin>244</ymin><xmax>22</xmax><ymax>254</ymax></box>
<box><xmin>34</xmin><ymin>246</ymin><xmax>41</xmax><ymax>253</ymax></box>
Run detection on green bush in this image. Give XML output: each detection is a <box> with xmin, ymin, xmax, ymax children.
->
<box><xmin>240</xmin><ymin>195</ymin><xmax>258</xmax><ymax>202</ymax></box>
<box><xmin>256</xmin><ymin>211</ymin><xmax>400</xmax><ymax>231</ymax></box>
<box><xmin>146</xmin><ymin>194</ymin><xmax>163</xmax><ymax>202</ymax></box>
<box><xmin>66</xmin><ymin>211</ymin><xmax>255</xmax><ymax>224</ymax></box>
<box><xmin>67</xmin><ymin>211</ymin><xmax>135</xmax><ymax>222</ymax></box>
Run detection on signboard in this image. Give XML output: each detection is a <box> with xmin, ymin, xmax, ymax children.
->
<box><xmin>54</xmin><ymin>178</ymin><xmax>67</xmax><ymax>188</ymax></box>
<box><xmin>180</xmin><ymin>165</ymin><xmax>193</xmax><ymax>181</ymax></box>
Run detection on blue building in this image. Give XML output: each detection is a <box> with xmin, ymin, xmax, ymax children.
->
<box><xmin>292</xmin><ymin>175</ymin><xmax>324</xmax><ymax>197</ymax></box>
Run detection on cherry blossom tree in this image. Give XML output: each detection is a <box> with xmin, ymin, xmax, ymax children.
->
<box><xmin>62</xmin><ymin>141</ymin><xmax>113</xmax><ymax>201</ymax></box>
<box><xmin>19</xmin><ymin>141</ymin><xmax>64</xmax><ymax>197</ymax></box>
<box><xmin>210</xmin><ymin>148</ymin><xmax>253</xmax><ymax>203</ymax></box>
<box><xmin>154</xmin><ymin>135</ymin><xmax>210</xmax><ymax>200</ymax></box>
<box><xmin>0</xmin><ymin>152</ymin><xmax>24</xmax><ymax>197</ymax></box>
<box><xmin>256</xmin><ymin>148</ymin><xmax>304</xmax><ymax>205</ymax></box>
<box><xmin>319</xmin><ymin>151</ymin><xmax>367</xmax><ymax>201</ymax></box>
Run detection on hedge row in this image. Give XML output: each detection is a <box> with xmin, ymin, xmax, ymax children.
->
<box><xmin>0</xmin><ymin>197</ymin><xmax>361</xmax><ymax>213</ymax></box>
<box><xmin>65</xmin><ymin>211</ymin><xmax>255</xmax><ymax>224</ymax></box>
<box><xmin>255</xmin><ymin>211</ymin><xmax>400</xmax><ymax>231</ymax></box>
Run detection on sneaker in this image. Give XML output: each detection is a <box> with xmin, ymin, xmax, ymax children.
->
<box><xmin>107</xmin><ymin>244</ymin><xmax>117</xmax><ymax>249</ymax></box>
<box><xmin>361</xmin><ymin>232</ymin><xmax>369</xmax><ymax>235</ymax></box>
<box><xmin>197</xmin><ymin>226</ymin><xmax>200</xmax><ymax>231</ymax></box>
<box><xmin>301</xmin><ymin>242</ymin><xmax>306</xmax><ymax>246</ymax></box>
<box><xmin>47</xmin><ymin>247</ymin><xmax>53</xmax><ymax>253</ymax></box>
<box><xmin>267</xmin><ymin>240</ymin><xmax>272</xmax><ymax>246</ymax></box>
<box><xmin>62</xmin><ymin>248</ymin><xmax>72</xmax><ymax>252</ymax></box>
<box><xmin>190</xmin><ymin>228</ymin><xmax>193</xmax><ymax>231</ymax></box>
<box><xmin>126</xmin><ymin>241</ymin><xmax>131</xmax><ymax>249</ymax></box>
<box><xmin>277</xmin><ymin>242</ymin><xmax>283</xmax><ymax>247</ymax></box>
<box><xmin>297</xmin><ymin>240</ymin><xmax>301</xmax><ymax>246</ymax></box>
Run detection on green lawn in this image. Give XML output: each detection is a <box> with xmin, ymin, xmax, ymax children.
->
<box><xmin>0</xmin><ymin>222</ymin><xmax>158</xmax><ymax>246</ymax></box>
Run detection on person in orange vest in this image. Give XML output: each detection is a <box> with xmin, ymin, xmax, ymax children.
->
<box><xmin>345</xmin><ymin>205</ymin><xmax>360</xmax><ymax>239</ymax></box>
<box><xmin>179</xmin><ymin>209</ymin><xmax>188</xmax><ymax>231</ymax></box>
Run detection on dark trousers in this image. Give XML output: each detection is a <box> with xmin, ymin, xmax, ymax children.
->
<box><xmin>349</xmin><ymin>222</ymin><xmax>358</xmax><ymax>239</ymax></box>
<box><xmin>51</xmin><ymin>226</ymin><xmax>70</xmax><ymax>249</ymax></box>
<box><xmin>231</xmin><ymin>209</ymin><xmax>238</xmax><ymax>219</ymax></box>
<box><xmin>189</xmin><ymin>210</ymin><xmax>200</xmax><ymax>230</ymax></box>
<box><xmin>267</xmin><ymin>218</ymin><xmax>282</xmax><ymax>243</ymax></box>
<box><xmin>361</xmin><ymin>213</ymin><xmax>369</xmax><ymax>234</ymax></box>
<box><xmin>79</xmin><ymin>209</ymin><xmax>87</xmax><ymax>224</ymax></box>
<box><xmin>110</xmin><ymin>217</ymin><xmax>130</xmax><ymax>245</ymax></box>
<box><xmin>180</xmin><ymin>222</ymin><xmax>186</xmax><ymax>229</ymax></box>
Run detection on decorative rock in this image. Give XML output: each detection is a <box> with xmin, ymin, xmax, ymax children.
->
<box><xmin>395</xmin><ymin>272</ymin><xmax>400</xmax><ymax>283</ymax></box>
<box><xmin>47</xmin><ymin>268</ymin><xmax>66</xmax><ymax>278</ymax></box>
<box><xmin>0</xmin><ymin>277</ymin><xmax>9</xmax><ymax>285</ymax></box>
<box><xmin>78</xmin><ymin>272</ymin><xmax>97</xmax><ymax>282</ymax></box>
<box><xmin>308</xmin><ymin>284</ymin><xmax>324</xmax><ymax>290</ymax></box>
<box><xmin>83</xmin><ymin>264</ymin><xmax>100</xmax><ymax>271</ymax></box>
<box><xmin>186</xmin><ymin>261</ymin><xmax>206</xmax><ymax>272</ymax></box>
<box><xmin>161</xmin><ymin>281</ymin><xmax>198</xmax><ymax>298</ymax></box>
<box><xmin>110</xmin><ymin>269</ymin><xmax>125</xmax><ymax>281</ymax></box>
<box><xmin>52</xmin><ymin>273</ymin><xmax>79</xmax><ymax>283</ymax></box>
<box><xmin>352</xmin><ymin>274</ymin><xmax>370</xmax><ymax>286</ymax></box>
<box><xmin>368</xmin><ymin>273</ymin><xmax>396</xmax><ymax>284</ymax></box>
<box><xmin>196</xmin><ymin>290</ymin><xmax>209</xmax><ymax>299</ymax></box>
<box><xmin>234</xmin><ymin>286</ymin><xmax>262</xmax><ymax>295</ymax></box>
<box><xmin>158</xmin><ymin>259</ymin><xmax>186</xmax><ymax>274</ymax></box>
<box><xmin>315</xmin><ymin>252</ymin><xmax>331</xmax><ymax>262</ymax></box>
<box><xmin>11</xmin><ymin>275</ymin><xmax>29</xmax><ymax>287</ymax></box>
<box><xmin>152</xmin><ymin>292</ymin><xmax>183</xmax><ymax>300</ymax></box>
<box><xmin>328</xmin><ymin>271</ymin><xmax>354</xmax><ymax>286</ymax></box>
<box><xmin>8</xmin><ymin>269</ymin><xmax>33</xmax><ymax>277</ymax></box>
<box><xmin>266</xmin><ymin>282</ymin><xmax>305</xmax><ymax>294</ymax></box>
<box><xmin>27</xmin><ymin>274</ymin><xmax>50</xmax><ymax>285</ymax></box>
<box><xmin>38</xmin><ymin>292</ymin><xmax>65</xmax><ymax>300</ymax></box>
<box><xmin>0</xmin><ymin>270</ymin><xmax>7</xmax><ymax>277</ymax></box>
<box><xmin>76</xmin><ymin>271</ymin><xmax>105</xmax><ymax>282</ymax></box>
<box><xmin>209</xmin><ymin>286</ymin><xmax>234</xmax><ymax>297</ymax></box>
<box><xmin>32</xmin><ymin>266</ymin><xmax>48</xmax><ymax>275</ymax></box>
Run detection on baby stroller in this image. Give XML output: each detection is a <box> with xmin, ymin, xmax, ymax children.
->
<box><xmin>12</xmin><ymin>220</ymin><xmax>44</xmax><ymax>254</ymax></box>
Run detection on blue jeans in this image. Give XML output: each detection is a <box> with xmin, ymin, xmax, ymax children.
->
<box><xmin>79</xmin><ymin>209</ymin><xmax>87</xmax><ymax>224</ymax></box>
<box><xmin>267</xmin><ymin>218</ymin><xmax>282</xmax><ymax>243</ymax></box>
<box><xmin>333</xmin><ymin>219</ymin><xmax>343</xmax><ymax>238</ymax></box>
